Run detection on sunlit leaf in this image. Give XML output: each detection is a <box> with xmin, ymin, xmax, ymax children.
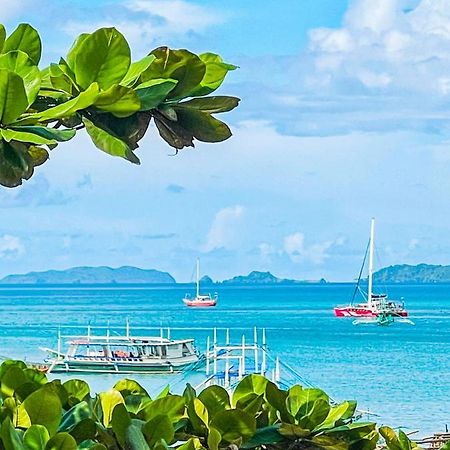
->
<box><xmin>0</xmin><ymin>69</ymin><xmax>28</xmax><ymax>124</ymax></box>
<box><xmin>3</xmin><ymin>24</ymin><xmax>41</xmax><ymax>64</ymax></box>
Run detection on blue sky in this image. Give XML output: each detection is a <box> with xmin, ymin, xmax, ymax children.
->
<box><xmin>1</xmin><ymin>0</ymin><xmax>450</xmax><ymax>281</ymax></box>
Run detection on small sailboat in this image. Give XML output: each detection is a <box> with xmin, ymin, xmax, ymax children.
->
<box><xmin>183</xmin><ymin>258</ymin><xmax>218</xmax><ymax>307</ymax></box>
<box><xmin>334</xmin><ymin>218</ymin><xmax>408</xmax><ymax>318</ymax></box>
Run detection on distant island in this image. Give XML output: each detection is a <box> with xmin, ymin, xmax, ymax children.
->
<box><xmin>373</xmin><ymin>264</ymin><xmax>450</xmax><ymax>283</ymax></box>
<box><xmin>3</xmin><ymin>264</ymin><xmax>449</xmax><ymax>285</ymax></box>
<box><xmin>0</xmin><ymin>267</ymin><xmax>324</xmax><ymax>285</ymax></box>
<box><xmin>0</xmin><ymin>266</ymin><xmax>176</xmax><ymax>285</ymax></box>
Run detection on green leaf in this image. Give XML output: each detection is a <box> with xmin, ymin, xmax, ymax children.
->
<box><xmin>190</xmin><ymin>52</ymin><xmax>237</xmax><ymax>97</ymax></box>
<box><xmin>62</xmin><ymin>380</ymin><xmax>90</xmax><ymax>407</ymax></box>
<box><xmin>197</xmin><ymin>385</ymin><xmax>230</xmax><ymax>420</ymax></box>
<box><xmin>23</xmin><ymin>425</ymin><xmax>50</xmax><ymax>450</ymax></box>
<box><xmin>241</xmin><ymin>425</ymin><xmax>283</xmax><ymax>449</ymax></box>
<box><xmin>296</xmin><ymin>399</ymin><xmax>330</xmax><ymax>431</ymax></box>
<box><xmin>233</xmin><ymin>374</ymin><xmax>269</xmax><ymax>405</ymax></box>
<box><xmin>83</xmin><ymin>117</ymin><xmax>140</xmax><ymax>164</ymax></box>
<box><xmin>316</xmin><ymin>401</ymin><xmax>356</xmax><ymax>431</ymax></box>
<box><xmin>3</xmin><ymin>24</ymin><xmax>41</xmax><ymax>64</ymax></box>
<box><xmin>398</xmin><ymin>431</ymin><xmax>413</xmax><ymax>450</ymax></box>
<box><xmin>139</xmin><ymin>395</ymin><xmax>185</xmax><ymax>423</ymax></box>
<box><xmin>379</xmin><ymin>427</ymin><xmax>402</xmax><ymax>450</ymax></box>
<box><xmin>110</xmin><ymin>403</ymin><xmax>131</xmax><ymax>448</ymax></box>
<box><xmin>45</xmin><ymin>433</ymin><xmax>77</xmax><ymax>450</ymax></box>
<box><xmin>124</xmin><ymin>424</ymin><xmax>150</xmax><ymax>450</ymax></box>
<box><xmin>23</xmin><ymin>387</ymin><xmax>62</xmax><ymax>436</ymax></box>
<box><xmin>98</xmin><ymin>389</ymin><xmax>124</xmax><ymax>428</ymax></box>
<box><xmin>142</xmin><ymin>415</ymin><xmax>174</xmax><ymax>447</ymax></box>
<box><xmin>145</xmin><ymin>47</ymin><xmax>205</xmax><ymax>100</ymax></box>
<box><xmin>1</xmin><ymin>417</ymin><xmax>25</xmax><ymax>450</ymax></box>
<box><xmin>70</xmin><ymin>28</ymin><xmax>131</xmax><ymax>90</ymax></box>
<box><xmin>0</xmin><ymin>24</ymin><xmax>6</xmax><ymax>52</ymax></box>
<box><xmin>278</xmin><ymin>423</ymin><xmax>311</xmax><ymax>439</ymax></box>
<box><xmin>209</xmin><ymin>409</ymin><xmax>256</xmax><ymax>444</ymax></box>
<box><xmin>173</xmin><ymin>107</ymin><xmax>232</xmax><ymax>142</ymax></box>
<box><xmin>19</xmin><ymin>82</ymin><xmax>99</xmax><ymax>124</ymax></box>
<box><xmin>1</xmin><ymin>365</ymin><xmax>28</xmax><ymax>398</ymax></box>
<box><xmin>178</xmin><ymin>96</ymin><xmax>240</xmax><ymax>114</ymax></box>
<box><xmin>113</xmin><ymin>379</ymin><xmax>149</xmax><ymax>398</ymax></box>
<box><xmin>58</xmin><ymin>402</ymin><xmax>91</xmax><ymax>433</ymax></box>
<box><xmin>207</xmin><ymin>428</ymin><xmax>221</xmax><ymax>450</ymax></box>
<box><xmin>0</xmin><ymin>69</ymin><xmax>28</xmax><ymax>124</ymax></box>
<box><xmin>121</xmin><ymin>55</ymin><xmax>156</xmax><ymax>87</ymax></box>
<box><xmin>2</xmin><ymin>127</ymin><xmax>75</xmax><ymax>145</ymax></box>
<box><xmin>135</xmin><ymin>78</ymin><xmax>177</xmax><ymax>110</ymax></box>
<box><xmin>0</xmin><ymin>51</ymin><xmax>41</xmax><ymax>104</ymax></box>
<box><xmin>94</xmin><ymin>84</ymin><xmax>141</xmax><ymax>118</ymax></box>
<box><xmin>175</xmin><ymin>438</ymin><xmax>203</xmax><ymax>450</ymax></box>
<box><xmin>66</xmin><ymin>34</ymin><xmax>90</xmax><ymax>71</ymax></box>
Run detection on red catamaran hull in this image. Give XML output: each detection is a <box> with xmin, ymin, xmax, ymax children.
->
<box><xmin>183</xmin><ymin>300</ymin><xmax>217</xmax><ymax>307</ymax></box>
<box><xmin>334</xmin><ymin>307</ymin><xmax>408</xmax><ymax>317</ymax></box>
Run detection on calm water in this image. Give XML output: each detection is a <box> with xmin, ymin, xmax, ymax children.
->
<box><xmin>0</xmin><ymin>283</ymin><xmax>448</xmax><ymax>435</ymax></box>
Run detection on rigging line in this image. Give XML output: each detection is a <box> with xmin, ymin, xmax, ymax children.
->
<box><xmin>351</xmin><ymin>239</ymin><xmax>370</xmax><ymax>305</ymax></box>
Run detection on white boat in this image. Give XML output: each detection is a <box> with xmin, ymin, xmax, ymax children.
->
<box><xmin>334</xmin><ymin>218</ymin><xmax>408</xmax><ymax>318</ymax></box>
<box><xmin>41</xmin><ymin>323</ymin><xmax>201</xmax><ymax>374</ymax></box>
<box><xmin>183</xmin><ymin>258</ymin><xmax>218</xmax><ymax>307</ymax></box>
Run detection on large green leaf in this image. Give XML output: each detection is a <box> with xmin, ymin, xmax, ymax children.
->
<box><xmin>3</xmin><ymin>24</ymin><xmax>41</xmax><ymax>64</ymax></box>
<box><xmin>177</xmin><ymin>96</ymin><xmax>240</xmax><ymax>114</ymax></box>
<box><xmin>209</xmin><ymin>409</ymin><xmax>256</xmax><ymax>444</ymax></box>
<box><xmin>45</xmin><ymin>433</ymin><xmax>77</xmax><ymax>450</ymax></box>
<box><xmin>110</xmin><ymin>404</ymin><xmax>131</xmax><ymax>448</ymax></box>
<box><xmin>142</xmin><ymin>415</ymin><xmax>174</xmax><ymax>447</ymax></box>
<box><xmin>144</xmin><ymin>47</ymin><xmax>205</xmax><ymax>100</ymax></box>
<box><xmin>18</xmin><ymin>82</ymin><xmax>99</xmax><ymax>124</ymax></box>
<box><xmin>58</xmin><ymin>402</ymin><xmax>91</xmax><ymax>433</ymax></box>
<box><xmin>70</xmin><ymin>28</ymin><xmax>131</xmax><ymax>90</ymax></box>
<box><xmin>190</xmin><ymin>53</ymin><xmax>237</xmax><ymax>97</ymax></box>
<box><xmin>0</xmin><ymin>51</ymin><xmax>41</xmax><ymax>104</ymax></box>
<box><xmin>135</xmin><ymin>78</ymin><xmax>177</xmax><ymax>110</ymax></box>
<box><xmin>197</xmin><ymin>385</ymin><xmax>230</xmax><ymax>420</ymax></box>
<box><xmin>62</xmin><ymin>380</ymin><xmax>90</xmax><ymax>408</ymax></box>
<box><xmin>316</xmin><ymin>401</ymin><xmax>356</xmax><ymax>431</ymax></box>
<box><xmin>23</xmin><ymin>425</ymin><xmax>50</xmax><ymax>450</ymax></box>
<box><xmin>98</xmin><ymin>389</ymin><xmax>124</xmax><ymax>428</ymax></box>
<box><xmin>173</xmin><ymin>107</ymin><xmax>232</xmax><ymax>143</ymax></box>
<box><xmin>94</xmin><ymin>84</ymin><xmax>141</xmax><ymax>117</ymax></box>
<box><xmin>1</xmin><ymin>418</ymin><xmax>25</xmax><ymax>450</ymax></box>
<box><xmin>121</xmin><ymin>55</ymin><xmax>155</xmax><ymax>87</ymax></box>
<box><xmin>296</xmin><ymin>399</ymin><xmax>330</xmax><ymax>431</ymax></box>
<box><xmin>241</xmin><ymin>425</ymin><xmax>283</xmax><ymax>449</ymax></box>
<box><xmin>66</xmin><ymin>34</ymin><xmax>89</xmax><ymax>71</ymax></box>
<box><xmin>124</xmin><ymin>424</ymin><xmax>150</xmax><ymax>450</ymax></box>
<box><xmin>0</xmin><ymin>25</ymin><xmax>6</xmax><ymax>52</ymax></box>
<box><xmin>113</xmin><ymin>379</ymin><xmax>149</xmax><ymax>398</ymax></box>
<box><xmin>233</xmin><ymin>374</ymin><xmax>269</xmax><ymax>406</ymax></box>
<box><xmin>22</xmin><ymin>387</ymin><xmax>62</xmax><ymax>436</ymax></box>
<box><xmin>139</xmin><ymin>395</ymin><xmax>185</xmax><ymax>423</ymax></box>
<box><xmin>2</xmin><ymin>127</ymin><xmax>75</xmax><ymax>145</ymax></box>
<box><xmin>0</xmin><ymin>69</ymin><xmax>28</xmax><ymax>124</ymax></box>
<box><xmin>83</xmin><ymin>117</ymin><xmax>140</xmax><ymax>164</ymax></box>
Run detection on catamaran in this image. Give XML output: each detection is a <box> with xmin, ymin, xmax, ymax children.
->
<box><xmin>334</xmin><ymin>218</ymin><xmax>408</xmax><ymax>318</ymax></box>
<box><xmin>183</xmin><ymin>258</ymin><xmax>218</xmax><ymax>307</ymax></box>
<box><xmin>41</xmin><ymin>323</ymin><xmax>201</xmax><ymax>374</ymax></box>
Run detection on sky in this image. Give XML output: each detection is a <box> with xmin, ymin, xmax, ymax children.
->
<box><xmin>1</xmin><ymin>0</ymin><xmax>450</xmax><ymax>281</ymax></box>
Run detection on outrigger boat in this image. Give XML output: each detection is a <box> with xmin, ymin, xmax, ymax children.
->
<box><xmin>334</xmin><ymin>218</ymin><xmax>408</xmax><ymax>319</ymax></box>
<box><xmin>183</xmin><ymin>258</ymin><xmax>218</xmax><ymax>307</ymax></box>
<box><xmin>41</xmin><ymin>322</ymin><xmax>201</xmax><ymax>374</ymax></box>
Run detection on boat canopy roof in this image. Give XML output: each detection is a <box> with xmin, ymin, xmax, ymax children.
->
<box><xmin>66</xmin><ymin>336</ymin><xmax>194</xmax><ymax>346</ymax></box>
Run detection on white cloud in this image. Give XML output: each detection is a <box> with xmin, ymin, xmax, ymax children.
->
<box><xmin>0</xmin><ymin>235</ymin><xmax>25</xmax><ymax>259</ymax></box>
<box><xmin>203</xmin><ymin>205</ymin><xmax>245</xmax><ymax>252</ymax></box>
<box><xmin>0</xmin><ymin>0</ymin><xmax>28</xmax><ymax>22</ymax></box>
<box><xmin>283</xmin><ymin>232</ymin><xmax>343</xmax><ymax>265</ymax></box>
<box><xmin>64</xmin><ymin>0</ymin><xmax>223</xmax><ymax>55</ymax></box>
<box><xmin>408</xmin><ymin>238</ymin><xmax>420</xmax><ymax>250</ymax></box>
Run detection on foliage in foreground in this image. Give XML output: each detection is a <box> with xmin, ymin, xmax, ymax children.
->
<box><xmin>0</xmin><ymin>360</ymin><xmax>430</xmax><ymax>450</ymax></box>
<box><xmin>0</xmin><ymin>23</ymin><xmax>239</xmax><ymax>187</ymax></box>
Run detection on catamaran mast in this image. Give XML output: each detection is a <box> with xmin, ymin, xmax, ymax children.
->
<box><xmin>196</xmin><ymin>258</ymin><xmax>200</xmax><ymax>298</ymax></box>
<box><xmin>367</xmin><ymin>218</ymin><xmax>375</xmax><ymax>308</ymax></box>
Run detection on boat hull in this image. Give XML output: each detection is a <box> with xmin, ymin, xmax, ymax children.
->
<box><xmin>334</xmin><ymin>306</ymin><xmax>408</xmax><ymax>318</ymax></box>
<box><xmin>183</xmin><ymin>299</ymin><xmax>217</xmax><ymax>307</ymax></box>
<box><xmin>49</xmin><ymin>356</ymin><xmax>200</xmax><ymax>374</ymax></box>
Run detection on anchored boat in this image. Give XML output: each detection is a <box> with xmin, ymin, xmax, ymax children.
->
<box><xmin>334</xmin><ymin>218</ymin><xmax>408</xmax><ymax>318</ymax></box>
<box><xmin>183</xmin><ymin>258</ymin><xmax>218</xmax><ymax>307</ymax></box>
<box><xmin>41</xmin><ymin>323</ymin><xmax>201</xmax><ymax>374</ymax></box>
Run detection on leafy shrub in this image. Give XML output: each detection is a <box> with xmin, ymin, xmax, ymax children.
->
<box><xmin>0</xmin><ymin>23</ymin><xmax>239</xmax><ymax>187</ymax></box>
<box><xmin>0</xmin><ymin>360</ymin><xmax>428</xmax><ymax>450</ymax></box>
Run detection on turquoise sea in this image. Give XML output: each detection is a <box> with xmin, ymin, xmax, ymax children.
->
<box><xmin>0</xmin><ymin>283</ymin><xmax>448</xmax><ymax>436</ymax></box>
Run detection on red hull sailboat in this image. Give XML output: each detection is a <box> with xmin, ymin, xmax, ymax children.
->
<box><xmin>334</xmin><ymin>218</ymin><xmax>408</xmax><ymax>318</ymax></box>
<box><xmin>183</xmin><ymin>259</ymin><xmax>218</xmax><ymax>308</ymax></box>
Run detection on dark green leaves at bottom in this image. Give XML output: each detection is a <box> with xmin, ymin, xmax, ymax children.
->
<box><xmin>209</xmin><ymin>409</ymin><xmax>256</xmax><ymax>445</ymax></box>
<box><xmin>83</xmin><ymin>117</ymin><xmax>140</xmax><ymax>164</ymax></box>
<box><xmin>45</xmin><ymin>432</ymin><xmax>77</xmax><ymax>450</ymax></box>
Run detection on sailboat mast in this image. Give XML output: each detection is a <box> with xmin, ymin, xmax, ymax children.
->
<box><xmin>367</xmin><ymin>218</ymin><xmax>375</xmax><ymax>308</ymax></box>
<box><xmin>196</xmin><ymin>258</ymin><xmax>200</xmax><ymax>298</ymax></box>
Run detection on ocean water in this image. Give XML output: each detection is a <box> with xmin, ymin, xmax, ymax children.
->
<box><xmin>0</xmin><ymin>283</ymin><xmax>448</xmax><ymax>435</ymax></box>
